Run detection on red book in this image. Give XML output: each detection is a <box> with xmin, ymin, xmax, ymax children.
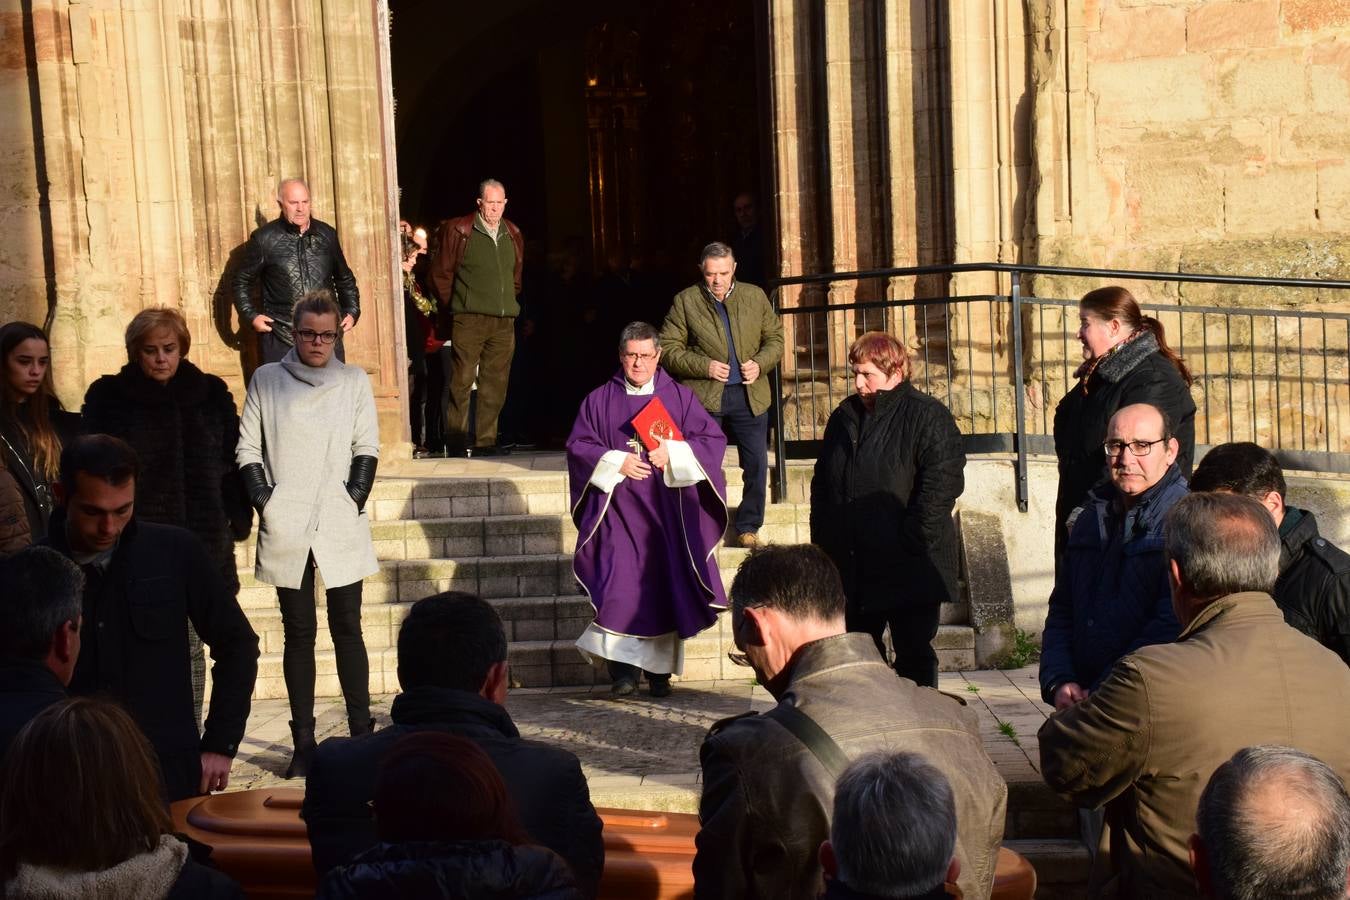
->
<box><xmin>631</xmin><ymin>396</ymin><xmax>684</xmax><ymax>451</ymax></box>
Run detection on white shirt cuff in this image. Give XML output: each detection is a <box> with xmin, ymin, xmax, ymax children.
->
<box><xmin>663</xmin><ymin>440</ymin><xmax>706</xmax><ymax>488</ymax></box>
<box><xmin>590</xmin><ymin>450</ymin><xmax>629</xmax><ymax>493</ymax></box>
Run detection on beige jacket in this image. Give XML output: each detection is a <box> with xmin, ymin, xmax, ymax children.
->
<box><xmin>1039</xmin><ymin>591</ymin><xmax>1350</xmax><ymax>898</ymax></box>
<box><xmin>694</xmin><ymin>633</ymin><xmax>1006</xmax><ymax>900</ymax></box>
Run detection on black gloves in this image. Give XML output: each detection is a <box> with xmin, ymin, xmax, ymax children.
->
<box><xmin>239</xmin><ymin>463</ymin><xmax>273</xmax><ymax>512</ymax></box>
<box><xmin>346</xmin><ymin>455</ymin><xmax>378</xmax><ymax>512</ymax></box>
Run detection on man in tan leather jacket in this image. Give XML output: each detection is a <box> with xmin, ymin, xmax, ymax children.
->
<box><xmin>1039</xmin><ymin>492</ymin><xmax>1350</xmax><ymax>899</ymax></box>
<box><xmin>694</xmin><ymin>544</ymin><xmax>1006</xmax><ymax>900</ymax></box>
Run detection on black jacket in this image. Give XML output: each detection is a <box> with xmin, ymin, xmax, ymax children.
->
<box><xmin>316</xmin><ymin>840</ymin><xmax>582</xmax><ymax>900</ymax></box>
<box><xmin>165</xmin><ymin>857</ymin><xmax>246</xmax><ymax>900</ymax></box>
<box><xmin>233</xmin><ymin>216</ymin><xmax>360</xmax><ymax>345</ymax></box>
<box><xmin>303</xmin><ymin>686</ymin><xmax>604</xmax><ymax>898</ymax></box>
<box><xmin>0</xmin><ymin>406</ymin><xmax>81</xmax><ymax>543</ymax></box>
<box><xmin>1053</xmin><ymin>332</ymin><xmax>1195</xmax><ymax>555</ymax></box>
<box><xmin>41</xmin><ymin>513</ymin><xmax>259</xmax><ymax>801</ymax></box>
<box><xmin>810</xmin><ymin>383</ymin><xmax>966</xmax><ymax>611</ymax></box>
<box><xmin>1275</xmin><ymin>508</ymin><xmax>1350</xmax><ymax>666</ymax></box>
<box><xmin>82</xmin><ymin>361</ymin><xmax>251</xmax><ymax>593</ymax></box>
<box><xmin>0</xmin><ymin>657</ymin><xmax>65</xmax><ymax>759</ymax></box>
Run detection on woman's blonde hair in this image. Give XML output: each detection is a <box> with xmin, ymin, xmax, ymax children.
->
<box><xmin>125</xmin><ymin>307</ymin><xmax>191</xmax><ymax>361</ymax></box>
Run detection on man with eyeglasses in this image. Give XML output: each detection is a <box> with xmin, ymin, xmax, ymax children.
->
<box><xmin>1039</xmin><ymin>402</ymin><xmax>1188</xmax><ymax>712</ymax></box>
<box><xmin>567</xmin><ymin>322</ymin><xmax>729</xmax><ymax>697</ymax></box>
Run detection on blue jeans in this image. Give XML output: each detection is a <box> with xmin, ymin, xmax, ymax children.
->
<box><xmin>716</xmin><ymin>385</ymin><xmax>768</xmax><ymax>535</ymax></box>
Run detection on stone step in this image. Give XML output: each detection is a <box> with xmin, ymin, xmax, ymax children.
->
<box><xmin>366</xmin><ymin>471</ymin><xmax>747</xmax><ymax>522</ymax></box>
<box><xmin>237</xmin><ymin>623</ymin><xmax>979</xmax><ymax>698</ymax></box>
<box><xmin>1002</xmin><ymin>839</ymin><xmax>1090</xmax><ymax>900</ymax></box>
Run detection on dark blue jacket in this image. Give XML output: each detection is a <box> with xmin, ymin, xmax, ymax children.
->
<box><xmin>303</xmin><ymin>686</ymin><xmax>604</xmax><ymax>898</ymax></box>
<box><xmin>1039</xmin><ymin>464</ymin><xmax>1188</xmax><ymax>704</ymax></box>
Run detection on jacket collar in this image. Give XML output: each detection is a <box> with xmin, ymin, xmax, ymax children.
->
<box><xmin>1278</xmin><ymin>506</ymin><xmax>1319</xmax><ymax>569</ymax></box>
<box><xmin>108</xmin><ymin>359</ymin><xmax>208</xmax><ymax>405</ymax></box>
<box><xmin>389</xmin><ymin>685</ymin><xmax>521</xmax><ymax>738</ymax></box>
<box><xmin>697</xmin><ymin>282</ymin><xmax>737</xmax><ymax>306</ymax></box>
<box><xmin>1083</xmin><ymin>329</ymin><xmax>1160</xmax><ymax>384</ymax></box>
<box><xmin>773</xmin><ymin>632</ymin><xmax>882</xmax><ymax>699</ymax></box>
<box><xmin>1089</xmin><ymin>461</ymin><xmax>1184</xmax><ymax>517</ymax></box>
<box><xmin>0</xmin><ymin>657</ymin><xmax>67</xmax><ymax>698</ymax></box>
<box><xmin>42</xmin><ymin>507</ymin><xmax>138</xmax><ymax>566</ymax></box>
<box><xmin>1178</xmin><ymin>591</ymin><xmax>1283</xmax><ymax>640</ymax></box>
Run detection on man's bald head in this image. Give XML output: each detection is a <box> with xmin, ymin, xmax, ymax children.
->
<box><xmin>1193</xmin><ymin>746</ymin><xmax>1350</xmax><ymax>900</ymax></box>
<box><xmin>1164</xmin><ymin>492</ymin><xmax>1279</xmax><ymax>624</ymax></box>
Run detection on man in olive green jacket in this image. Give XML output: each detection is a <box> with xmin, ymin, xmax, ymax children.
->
<box><xmin>660</xmin><ymin>242</ymin><xmax>783</xmax><ymax>547</ymax></box>
<box><xmin>1039</xmin><ymin>492</ymin><xmax>1350</xmax><ymax>899</ymax></box>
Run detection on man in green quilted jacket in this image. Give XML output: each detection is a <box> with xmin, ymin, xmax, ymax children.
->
<box><xmin>660</xmin><ymin>242</ymin><xmax>783</xmax><ymax>547</ymax></box>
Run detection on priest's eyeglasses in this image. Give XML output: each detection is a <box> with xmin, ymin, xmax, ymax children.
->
<box><xmin>1103</xmin><ymin>438</ymin><xmax>1166</xmax><ymax>458</ymax></box>
<box><xmin>622</xmin><ymin>352</ymin><xmax>658</xmax><ymax>363</ymax></box>
<box><xmin>296</xmin><ymin>329</ymin><xmax>339</xmax><ymax>345</ymax></box>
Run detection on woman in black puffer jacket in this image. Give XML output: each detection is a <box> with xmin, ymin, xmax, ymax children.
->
<box><xmin>318</xmin><ymin>732</ymin><xmax>582</xmax><ymax>900</ymax></box>
<box><xmin>82</xmin><ymin>308</ymin><xmax>251</xmax><ymax>724</ymax></box>
<box><xmin>810</xmin><ymin>332</ymin><xmax>967</xmax><ymax>689</ymax></box>
<box><xmin>1052</xmin><ymin>286</ymin><xmax>1195</xmax><ymax>561</ymax></box>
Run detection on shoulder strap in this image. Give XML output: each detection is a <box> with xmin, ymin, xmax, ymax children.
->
<box><xmin>767</xmin><ymin>703</ymin><xmax>848</xmax><ymax>778</ymax></box>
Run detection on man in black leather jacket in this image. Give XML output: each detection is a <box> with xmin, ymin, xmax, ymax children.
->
<box><xmin>1190</xmin><ymin>442</ymin><xmax>1350</xmax><ymax>666</ymax></box>
<box><xmin>234</xmin><ymin>178</ymin><xmax>360</xmax><ymax>363</ymax></box>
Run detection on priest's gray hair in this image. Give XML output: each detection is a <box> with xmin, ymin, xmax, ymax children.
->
<box><xmin>831</xmin><ymin>751</ymin><xmax>956</xmax><ymax>897</ymax></box>
<box><xmin>478</xmin><ymin>178</ymin><xmax>506</xmax><ymax>198</ymax></box>
<box><xmin>276</xmin><ymin>177</ymin><xmax>309</xmax><ymax>201</ymax></box>
<box><xmin>1197</xmin><ymin>745</ymin><xmax>1350</xmax><ymax>900</ymax></box>
<box><xmin>617</xmin><ymin>321</ymin><xmax>660</xmax><ymax>353</ymax></box>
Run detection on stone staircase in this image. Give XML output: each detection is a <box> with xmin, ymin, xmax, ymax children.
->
<box><xmin>231</xmin><ymin>455</ymin><xmax>978</xmax><ymax>700</ymax></box>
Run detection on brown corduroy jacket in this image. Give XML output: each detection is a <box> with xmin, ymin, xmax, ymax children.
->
<box><xmin>1039</xmin><ymin>591</ymin><xmax>1350</xmax><ymax>898</ymax></box>
<box><xmin>0</xmin><ymin>451</ymin><xmax>30</xmax><ymax>555</ymax></box>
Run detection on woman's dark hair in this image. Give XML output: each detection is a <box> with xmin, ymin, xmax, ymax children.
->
<box><xmin>400</xmin><ymin>233</ymin><xmax>420</xmax><ymax>263</ymax></box>
<box><xmin>1079</xmin><ymin>286</ymin><xmax>1192</xmax><ymax>385</ymax></box>
<box><xmin>0</xmin><ymin>321</ymin><xmax>65</xmax><ymax>481</ymax></box>
<box><xmin>0</xmin><ymin>697</ymin><xmax>173</xmax><ymax>879</ymax></box>
<box><xmin>373</xmin><ymin>732</ymin><xmax>530</xmax><ymax>845</ymax></box>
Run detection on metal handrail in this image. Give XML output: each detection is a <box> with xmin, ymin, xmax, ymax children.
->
<box><xmin>765</xmin><ymin>262</ymin><xmax>1350</xmax><ymax>511</ymax></box>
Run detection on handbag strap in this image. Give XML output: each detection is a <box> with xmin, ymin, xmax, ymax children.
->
<box><xmin>767</xmin><ymin>703</ymin><xmax>849</xmax><ymax>779</ymax></box>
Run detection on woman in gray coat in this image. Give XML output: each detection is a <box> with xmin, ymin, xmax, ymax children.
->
<box><xmin>237</xmin><ymin>290</ymin><xmax>380</xmax><ymax>777</ymax></box>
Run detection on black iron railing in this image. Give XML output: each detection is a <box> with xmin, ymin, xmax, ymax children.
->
<box><xmin>766</xmin><ymin>263</ymin><xmax>1350</xmax><ymax>511</ymax></box>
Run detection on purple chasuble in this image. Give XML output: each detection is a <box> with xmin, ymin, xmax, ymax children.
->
<box><xmin>567</xmin><ymin>368</ymin><xmax>729</xmax><ymax>639</ymax></box>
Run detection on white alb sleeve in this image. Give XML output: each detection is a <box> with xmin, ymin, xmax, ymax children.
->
<box><xmin>662</xmin><ymin>440</ymin><xmax>706</xmax><ymax>488</ymax></box>
<box><xmin>590</xmin><ymin>450</ymin><xmax>630</xmax><ymax>493</ymax></box>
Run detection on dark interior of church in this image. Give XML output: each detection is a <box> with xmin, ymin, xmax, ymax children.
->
<box><xmin>390</xmin><ymin>0</ymin><xmax>768</xmax><ymax>298</ymax></box>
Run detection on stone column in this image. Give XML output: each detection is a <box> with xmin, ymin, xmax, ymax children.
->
<box><xmin>1</xmin><ymin>0</ymin><xmax>407</xmax><ymax>449</ymax></box>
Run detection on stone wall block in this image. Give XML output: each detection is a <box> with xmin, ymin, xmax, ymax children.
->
<box><xmin>1090</xmin><ymin>55</ymin><xmax>1211</xmax><ymax>124</ymax></box>
<box><xmin>1317</xmin><ymin>162</ymin><xmax>1350</xmax><ymax>230</ymax></box>
<box><xmin>1127</xmin><ymin>161</ymin><xmax>1224</xmax><ymax>239</ymax></box>
<box><xmin>1224</xmin><ymin>165</ymin><xmax>1319</xmax><ymax>234</ymax></box>
<box><xmin>1185</xmin><ymin>1</ymin><xmax>1279</xmax><ymax>53</ymax></box>
<box><xmin>1087</xmin><ymin>4</ymin><xmax>1185</xmax><ymax>61</ymax></box>
<box><xmin>1215</xmin><ymin>48</ymin><xmax>1310</xmax><ymax>118</ymax></box>
<box><xmin>1282</xmin><ymin>0</ymin><xmax>1350</xmax><ymax>35</ymax></box>
<box><xmin>1279</xmin><ymin>116</ymin><xmax>1350</xmax><ymax>165</ymax></box>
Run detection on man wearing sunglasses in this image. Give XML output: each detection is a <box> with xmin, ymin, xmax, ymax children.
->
<box><xmin>1039</xmin><ymin>402</ymin><xmax>1188</xmax><ymax>712</ymax></box>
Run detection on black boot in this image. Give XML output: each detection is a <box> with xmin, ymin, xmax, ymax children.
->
<box><xmin>349</xmin><ymin>716</ymin><xmax>375</xmax><ymax>737</ymax></box>
<box><xmin>285</xmin><ymin>720</ymin><xmax>316</xmax><ymax>779</ymax></box>
<box><xmin>646</xmin><ymin>672</ymin><xmax>672</xmax><ymax>698</ymax></box>
<box><xmin>607</xmin><ymin>660</ymin><xmax>639</xmax><ymax>696</ymax></box>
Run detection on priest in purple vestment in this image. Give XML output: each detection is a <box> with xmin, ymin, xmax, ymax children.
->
<box><xmin>568</xmin><ymin>321</ymin><xmax>730</xmax><ymax>697</ymax></box>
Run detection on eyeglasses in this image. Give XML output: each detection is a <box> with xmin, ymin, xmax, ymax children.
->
<box><xmin>1103</xmin><ymin>438</ymin><xmax>1166</xmax><ymax>457</ymax></box>
<box><xmin>296</xmin><ymin>329</ymin><xmax>338</xmax><ymax>345</ymax></box>
<box><xmin>621</xmin><ymin>352</ymin><xmax>658</xmax><ymax>363</ymax></box>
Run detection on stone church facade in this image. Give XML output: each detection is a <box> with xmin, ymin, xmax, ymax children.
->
<box><xmin>3</xmin><ymin>0</ymin><xmax>1347</xmax><ymax>449</ymax></box>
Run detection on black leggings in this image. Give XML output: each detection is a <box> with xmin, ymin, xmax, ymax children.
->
<box><xmin>276</xmin><ymin>554</ymin><xmax>369</xmax><ymax>725</ymax></box>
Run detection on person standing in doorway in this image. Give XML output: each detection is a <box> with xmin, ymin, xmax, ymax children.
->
<box><xmin>429</xmin><ymin>179</ymin><xmax>524</xmax><ymax>458</ymax></box>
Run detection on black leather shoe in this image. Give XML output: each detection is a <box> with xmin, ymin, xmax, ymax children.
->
<box><xmin>647</xmin><ymin>675</ymin><xmax>672</xmax><ymax>698</ymax></box>
<box><xmin>610</xmin><ymin>676</ymin><xmax>638</xmax><ymax>696</ymax></box>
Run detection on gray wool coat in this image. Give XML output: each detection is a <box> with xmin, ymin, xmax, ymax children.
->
<box><xmin>237</xmin><ymin>350</ymin><xmax>380</xmax><ymax>590</ymax></box>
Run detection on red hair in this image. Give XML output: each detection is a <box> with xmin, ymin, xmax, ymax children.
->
<box><xmin>848</xmin><ymin>331</ymin><xmax>910</xmax><ymax>380</ymax></box>
<box><xmin>1079</xmin><ymin>286</ymin><xmax>1192</xmax><ymax>385</ymax></box>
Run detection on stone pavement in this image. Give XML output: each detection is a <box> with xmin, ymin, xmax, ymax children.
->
<box><xmin>223</xmin><ymin>666</ymin><xmax>1053</xmax><ymax>812</ymax></box>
